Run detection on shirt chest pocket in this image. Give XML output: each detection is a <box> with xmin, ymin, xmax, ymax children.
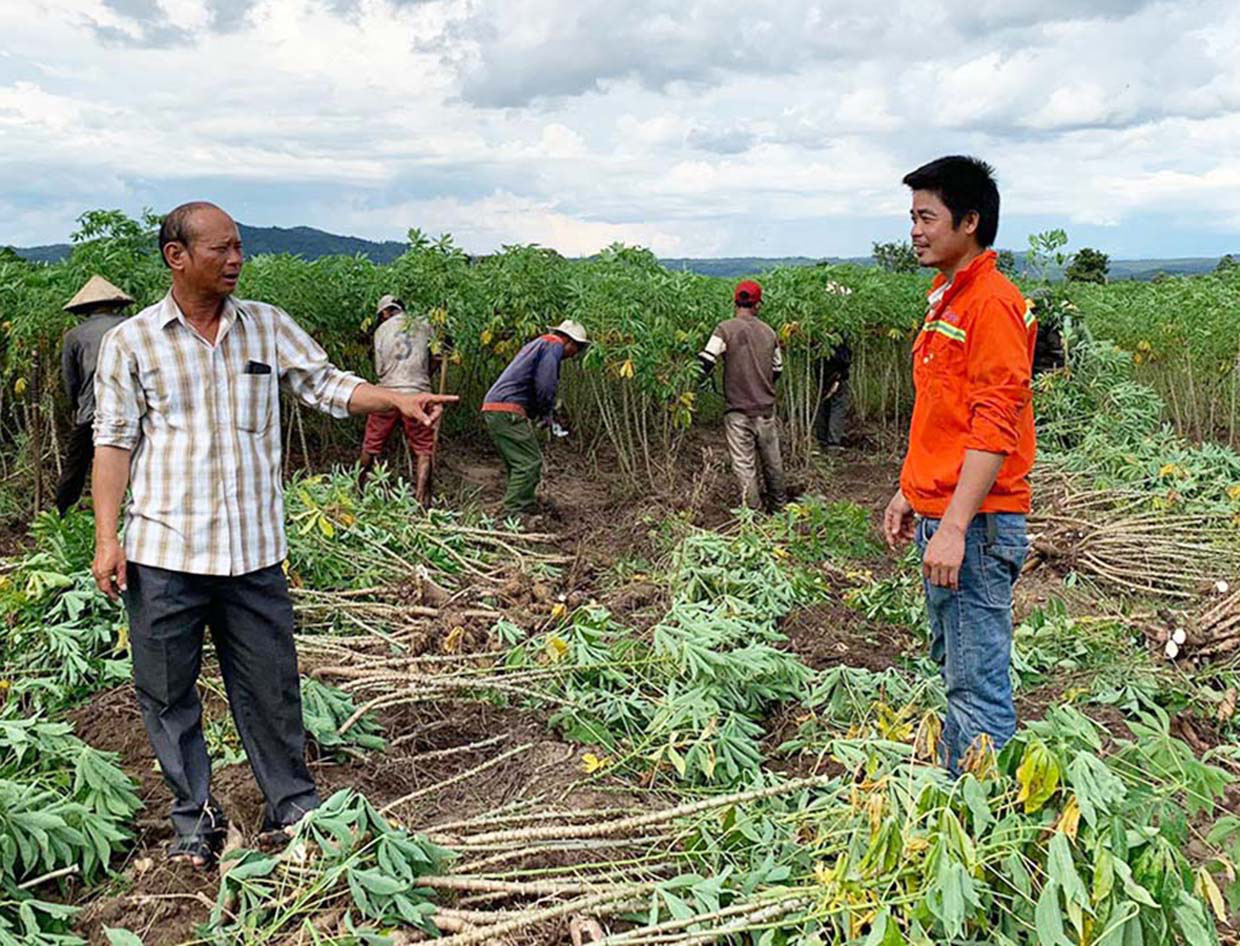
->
<box><xmin>234</xmin><ymin>367</ymin><xmax>276</xmax><ymax>433</ymax></box>
<box><xmin>915</xmin><ymin>327</ymin><xmax>967</xmax><ymax>389</ymax></box>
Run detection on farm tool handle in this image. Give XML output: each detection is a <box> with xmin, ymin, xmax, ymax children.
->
<box><xmin>432</xmin><ymin>351</ymin><xmax>449</xmax><ymax>455</ymax></box>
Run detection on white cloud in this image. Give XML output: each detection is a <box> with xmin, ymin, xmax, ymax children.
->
<box><xmin>329</xmin><ymin>190</ymin><xmax>710</xmax><ymax>256</ymax></box>
<box><xmin>0</xmin><ymin>0</ymin><xmax>1237</xmax><ymax>258</ymax></box>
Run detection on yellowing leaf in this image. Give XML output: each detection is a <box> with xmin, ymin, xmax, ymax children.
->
<box><xmin>546</xmin><ymin>636</ymin><xmax>569</xmax><ymax>661</ymax></box>
<box><xmin>1196</xmin><ymin>866</ymin><xmax>1227</xmax><ymax>924</ymax></box>
<box><xmin>866</xmin><ymin>792</ymin><xmax>884</xmax><ymax>837</ymax></box>
<box><xmin>317</xmin><ymin>515</ymin><xmax>335</xmax><ymax>539</ymax></box>
<box><xmin>886</xmin><ymin>327</ymin><xmax>904</xmax><ymax>340</ymax></box>
<box><xmin>962</xmin><ymin>732</ymin><xmax>997</xmax><ymax>781</ymax></box>
<box><xmin>13</xmin><ymin>377</ymin><xmax>26</xmax><ymax>396</ymax></box>
<box><xmin>581</xmin><ymin>752</ymin><xmax>611</xmax><ymax>774</ymax></box>
<box><xmin>874</xmin><ymin>701</ymin><xmax>913</xmax><ymax>743</ymax></box>
<box><xmin>1227</xmin><ymin>484</ymin><xmax>1240</xmax><ymax>502</ymax></box>
<box><xmin>913</xmin><ymin>710</ymin><xmax>942</xmax><ymax>763</ymax></box>
<box><xmin>113</xmin><ymin>624</ymin><xmax>129</xmax><ymax>657</ymax></box>
<box><xmin>480</xmin><ymin>328</ymin><xmax>493</xmax><ymax>345</ymax></box>
<box><xmin>1015</xmin><ymin>738</ymin><xmax>1060</xmax><ymax>814</ymax></box>
<box><xmin>1056</xmin><ymin>794</ymin><xmax>1081</xmax><ymax>841</ymax></box>
<box><xmin>442</xmin><ymin>625</ymin><xmax>464</xmax><ymax>654</ymax></box>
<box><xmin>550</xmin><ymin>602</ymin><xmax>568</xmax><ymax>620</ymax></box>
<box><xmin>619</xmin><ymin>359</ymin><xmax>634</xmax><ymax>379</ymax></box>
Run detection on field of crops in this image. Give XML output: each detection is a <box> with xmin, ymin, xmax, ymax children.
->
<box><xmin>3</xmin><ymin>211</ymin><xmax>1239</xmax><ymax>517</ymax></box>
<box><xmin>3</xmin><ymin>212</ymin><xmax>1240</xmax><ymax>945</ymax></box>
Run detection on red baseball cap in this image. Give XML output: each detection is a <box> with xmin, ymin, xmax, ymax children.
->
<box><xmin>734</xmin><ymin>280</ymin><xmax>762</xmax><ymax>305</ymax></box>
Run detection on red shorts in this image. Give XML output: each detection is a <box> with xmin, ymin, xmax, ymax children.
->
<box><xmin>362</xmin><ymin>409</ymin><xmax>436</xmax><ymax>457</ymax></box>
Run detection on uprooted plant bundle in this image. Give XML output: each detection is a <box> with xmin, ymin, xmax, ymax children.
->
<box><xmin>1027</xmin><ymin>481</ymin><xmax>1240</xmax><ymax>599</ymax></box>
<box><xmin>1027</xmin><ymin>324</ymin><xmax>1240</xmax><ymax>602</ymax></box>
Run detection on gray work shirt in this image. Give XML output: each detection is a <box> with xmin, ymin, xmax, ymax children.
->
<box><xmin>373</xmin><ymin>312</ymin><xmax>435</xmax><ymax>393</ymax></box>
<box><xmin>62</xmin><ymin>312</ymin><xmax>128</xmax><ymax>425</ymax></box>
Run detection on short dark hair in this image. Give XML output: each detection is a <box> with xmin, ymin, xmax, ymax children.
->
<box><xmin>158</xmin><ymin>201</ymin><xmax>221</xmax><ymax>268</ymax></box>
<box><xmin>902</xmin><ymin>156</ymin><xmax>1000</xmax><ymax>248</ymax></box>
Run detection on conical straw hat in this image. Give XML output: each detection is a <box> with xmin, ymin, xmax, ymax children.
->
<box><xmin>64</xmin><ymin>275</ymin><xmax>135</xmax><ymax>313</ymax></box>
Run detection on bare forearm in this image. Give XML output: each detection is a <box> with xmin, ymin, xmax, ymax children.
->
<box><xmin>941</xmin><ymin>450</ymin><xmax>1005</xmax><ymax>533</ymax></box>
<box><xmin>92</xmin><ymin>446</ymin><xmax>131</xmax><ymax>542</ymax></box>
<box><xmin>346</xmin><ymin>383</ymin><xmax>399</xmax><ymax>416</ymax></box>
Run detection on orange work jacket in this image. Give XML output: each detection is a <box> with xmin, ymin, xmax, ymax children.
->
<box><xmin>899</xmin><ymin>250</ymin><xmax>1037</xmax><ymax>518</ymax></box>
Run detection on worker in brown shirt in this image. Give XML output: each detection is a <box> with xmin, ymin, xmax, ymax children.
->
<box><xmin>698</xmin><ymin>280</ymin><xmax>785</xmax><ymax>511</ymax></box>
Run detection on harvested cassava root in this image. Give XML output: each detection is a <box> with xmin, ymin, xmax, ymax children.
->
<box><xmin>1153</xmin><ymin>585</ymin><xmax>1240</xmax><ymax>661</ymax></box>
<box><xmin>1027</xmin><ymin>486</ymin><xmax>1240</xmax><ymax>599</ymax></box>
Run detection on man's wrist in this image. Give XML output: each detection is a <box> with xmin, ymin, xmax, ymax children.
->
<box><xmin>937</xmin><ymin>515</ymin><xmax>969</xmax><ymax>536</ymax></box>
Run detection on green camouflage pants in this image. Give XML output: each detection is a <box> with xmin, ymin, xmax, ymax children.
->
<box><xmin>485</xmin><ymin>411</ymin><xmax>542</xmax><ymax>514</ymax></box>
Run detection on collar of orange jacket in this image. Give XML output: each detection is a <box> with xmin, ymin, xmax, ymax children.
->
<box><xmin>927</xmin><ymin>249</ymin><xmax>998</xmax><ymax>317</ymax></box>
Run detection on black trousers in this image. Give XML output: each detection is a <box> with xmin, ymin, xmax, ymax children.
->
<box><xmin>55</xmin><ymin>422</ymin><xmax>94</xmax><ymax>516</ymax></box>
<box><xmin>124</xmin><ymin>562</ymin><xmax>319</xmax><ymax>839</ymax></box>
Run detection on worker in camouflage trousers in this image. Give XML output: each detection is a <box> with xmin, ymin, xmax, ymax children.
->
<box><xmin>699</xmin><ymin>280</ymin><xmax>786</xmax><ymax>512</ymax></box>
<box><xmin>482</xmin><ymin>320</ymin><xmax>588</xmax><ymax>517</ymax></box>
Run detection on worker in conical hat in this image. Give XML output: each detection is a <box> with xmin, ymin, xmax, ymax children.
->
<box><xmin>57</xmin><ymin>275</ymin><xmax>134</xmax><ymax>515</ymax></box>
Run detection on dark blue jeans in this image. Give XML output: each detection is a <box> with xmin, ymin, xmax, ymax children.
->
<box><xmin>915</xmin><ymin>513</ymin><xmax>1028</xmax><ymax>775</ymax></box>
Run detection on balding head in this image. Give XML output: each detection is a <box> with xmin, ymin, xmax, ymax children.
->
<box><xmin>160</xmin><ymin>202</ymin><xmax>244</xmax><ymax>300</ymax></box>
<box><xmin>159</xmin><ymin>202</ymin><xmax>233</xmax><ymax>268</ymax></box>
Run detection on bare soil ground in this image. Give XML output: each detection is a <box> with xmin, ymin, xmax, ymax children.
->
<box><xmin>53</xmin><ymin>428</ymin><xmax>1195</xmax><ymax>943</ymax></box>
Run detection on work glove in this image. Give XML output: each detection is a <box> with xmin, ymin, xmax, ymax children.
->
<box><xmin>538</xmin><ymin>416</ymin><xmax>570</xmax><ymax>439</ymax></box>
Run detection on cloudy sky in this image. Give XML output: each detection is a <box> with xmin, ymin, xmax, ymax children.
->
<box><xmin>2</xmin><ymin>0</ymin><xmax>1239</xmax><ymax>258</ymax></box>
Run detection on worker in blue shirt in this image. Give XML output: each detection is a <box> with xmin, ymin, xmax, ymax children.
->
<box><xmin>481</xmin><ymin>320</ymin><xmax>589</xmax><ymax>517</ymax></box>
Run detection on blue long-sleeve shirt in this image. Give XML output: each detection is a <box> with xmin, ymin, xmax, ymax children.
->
<box><xmin>482</xmin><ymin>334</ymin><xmax>566</xmax><ymax>419</ymax></box>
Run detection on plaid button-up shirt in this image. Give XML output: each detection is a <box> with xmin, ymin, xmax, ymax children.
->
<box><xmin>93</xmin><ymin>293</ymin><xmax>363</xmax><ymax>576</ymax></box>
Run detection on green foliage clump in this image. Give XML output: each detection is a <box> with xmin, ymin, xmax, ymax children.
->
<box><xmin>209</xmin><ymin>789</ymin><xmax>451</xmax><ymax>943</ymax></box>
<box><xmin>300</xmin><ymin>678</ymin><xmax>387</xmax><ymax>760</ymax></box>
<box><xmin>508</xmin><ymin>518</ymin><xmax>819</xmax><ymax>785</ymax></box>
<box><xmin>0</xmin><ymin>710</ymin><xmax>140</xmax><ymax>945</ymax></box>
<box><xmin>0</xmin><ymin>511</ymin><xmax>128</xmax><ymax>716</ymax></box>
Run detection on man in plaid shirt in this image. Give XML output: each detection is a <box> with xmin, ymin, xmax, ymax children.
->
<box><xmin>91</xmin><ymin>201</ymin><xmax>457</xmax><ymax>867</ymax></box>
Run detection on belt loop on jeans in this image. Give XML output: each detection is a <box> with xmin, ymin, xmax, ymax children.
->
<box><xmin>985</xmin><ymin>513</ymin><xmax>997</xmax><ymax>543</ymax></box>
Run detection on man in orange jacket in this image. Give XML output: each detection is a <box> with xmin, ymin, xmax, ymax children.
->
<box><xmin>882</xmin><ymin>156</ymin><xmax>1037</xmax><ymax>774</ymax></box>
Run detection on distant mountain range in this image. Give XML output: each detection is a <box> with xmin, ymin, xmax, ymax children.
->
<box><xmin>10</xmin><ymin>223</ymin><xmax>411</xmax><ymax>266</ymax></box>
<box><xmin>7</xmin><ymin>224</ymin><xmax>1235</xmax><ymax>282</ymax></box>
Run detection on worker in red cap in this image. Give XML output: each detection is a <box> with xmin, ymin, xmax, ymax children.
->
<box><xmin>697</xmin><ymin>279</ymin><xmax>785</xmax><ymax>511</ymax></box>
